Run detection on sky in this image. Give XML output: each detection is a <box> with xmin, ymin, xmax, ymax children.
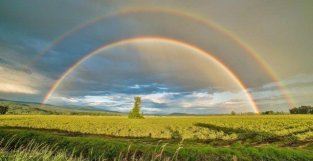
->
<box><xmin>0</xmin><ymin>0</ymin><xmax>313</xmax><ymax>114</ymax></box>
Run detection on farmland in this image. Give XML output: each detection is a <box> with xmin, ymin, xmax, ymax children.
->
<box><xmin>0</xmin><ymin>115</ymin><xmax>313</xmax><ymax>144</ymax></box>
<box><xmin>0</xmin><ymin>115</ymin><xmax>313</xmax><ymax>160</ymax></box>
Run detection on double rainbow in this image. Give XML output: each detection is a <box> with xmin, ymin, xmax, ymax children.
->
<box><xmin>33</xmin><ymin>7</ymin><xmax>294</xmax><ymax>113</ymax></box>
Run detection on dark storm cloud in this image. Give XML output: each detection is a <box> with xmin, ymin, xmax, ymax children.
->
<box><xmin>0</xmin><ymin>0</ymin><xmax>116</xmax><ymax>39</ymax></box>
<box><xmin>1</xmin><ymin>9</ymin><xmax>270</xmax><ymax>88</ymax></box>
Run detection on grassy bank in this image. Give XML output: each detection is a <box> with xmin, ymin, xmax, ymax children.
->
<box><xmin>0</xmin><ymin>127</ymin><xmax>312</xmax><ymax>161</ymax></box>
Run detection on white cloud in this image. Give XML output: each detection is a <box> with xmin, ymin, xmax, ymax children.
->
<box><xmin>0</xmin><ymin>82</ymin><xmax>38</xmax><ymax>94</ymax></box>
<box><xmin>178</xmin><ymin>91</ymin><xmax>249</xmax><ymax>109</ymax></box>
<box><xmin>142</xmin><ymin>107</ymin><xmax>162</xmax><ymax>112</ymax></box>
<box><xmin>0</xmin><ymin>65</ymin><xmax>50</xmax><ymax>94</ymax></box>
<box><xmin>261</xmin><ymin>74</ymin><xmax>313</xmax><ymax>90</ymax></box>
<box><xmin>128</xmin><ymin>84</ymin><xmax>141</xmax><ymax>89</ymax></box>
<box><xmin>48</xmin><ymin>90</ymin><xmax>252</xmax><ymax>113</ymax></box>
<box><xmin>249</xmin><ymin>73</ymin><xmax>313</xmax><ymax>111</ymax></box>
<box><xmin>141</xmin><ymin>92</ymin><xmax>178</xmax><ymax>104</ymax></box>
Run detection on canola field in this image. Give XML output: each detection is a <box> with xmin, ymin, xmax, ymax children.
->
<box><xmin>0</xmin><ymin>115</ymin><xmax>313</xmax><ymax>145</ymax></box>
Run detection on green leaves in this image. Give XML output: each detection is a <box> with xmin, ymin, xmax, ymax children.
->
<box><xmin>128</xmin><ymin>97</ymin><xmax>144</xmax><ymax>119</ymax></box>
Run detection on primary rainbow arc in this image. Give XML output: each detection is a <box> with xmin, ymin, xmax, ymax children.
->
<box><xmin>42</xmin><ymin>36</ymin><xmax>260</xmax><ymax>113</ymax></box>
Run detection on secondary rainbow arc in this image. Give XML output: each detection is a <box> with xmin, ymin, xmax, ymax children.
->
<box><xmin>33</xmin><ymin>7</ymin><xmax>294</xmax><ymax>109</ymax></box>
<box><xmin>42</xmin><ymin>36</ymin><xmax>260</xmax><ymax>113</ymax></box>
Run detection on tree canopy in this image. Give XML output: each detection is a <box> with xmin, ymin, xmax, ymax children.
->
<box><xmin>0</xmin><ymin>105</ymin><xmax>8</xmax><ymax>115</ymax></box>
<box><xmin>128</xmin><ymin>97</ymin><xmax>144</xmax><ymax>119</ymax></box>
<box><xmin>289</xmin><ymin>106</ymin><xmax>313</xmax><ymax>114</ymax></box>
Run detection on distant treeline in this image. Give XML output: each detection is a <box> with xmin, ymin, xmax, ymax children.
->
<box><xmin>259</xmin><ymin>106</ymin><xmax>313</xmax><ymax>115</ymax></box>
<box><xmin>0</xmin><ymin>99</ymin><xmax>121</xmax><ymax>116</ymax></box>
<box><xmin>289</xmin><ymin>106</ymin><xmax>313</xmax><ymax>114</ymax></box>
<box><xmin>261</xmin><ymin>111</ymin><xmax>288</xmax><ymax>115</ymax></box>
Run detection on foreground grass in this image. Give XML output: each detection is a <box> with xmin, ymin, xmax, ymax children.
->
<box><xmin>0</xmin><ymin>138</ymin><xmax>175</xmax><ymax>161</ymax></box>
<box><xmin>0</xmin><ymin>146</ymin><xmax>83</xmax><ymax>161</ymax></box>
<box><xmin>0</xmin><ymin>127</ymin><xmax>313</xmax><ymax>161</ymax></box>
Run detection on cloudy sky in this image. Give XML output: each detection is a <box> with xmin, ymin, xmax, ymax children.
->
<box><xmin>0</xmin><ymin>0</ymin><xmax>312</xmax><ymax>114</ymax></box>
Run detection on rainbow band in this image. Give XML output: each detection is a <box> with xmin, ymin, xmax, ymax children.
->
<box><xmin>34</xmin><ymin>7</ymin><xmax>293</xmax><ymax>108</ymax></box>
<box><xmin>42</xmin><ymin>37</ymin><xmax>260</xmax><ymax>113</ymax></box>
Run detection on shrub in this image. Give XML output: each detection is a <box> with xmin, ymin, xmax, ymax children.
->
<box><xmin>0</xmin><ymin>105</ymin><xmax>8</xmax><ymax>114</ymax></box>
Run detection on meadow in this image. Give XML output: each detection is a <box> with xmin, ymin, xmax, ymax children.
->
<box><xmin>0</xmin><ymin>115</ymin><xmax>313</xmax><ymax>160</ymax></box>
<box><xmin>0</xmin><ymin>115</ymin><xmax>313</xmax><ymax>144</ymax></box>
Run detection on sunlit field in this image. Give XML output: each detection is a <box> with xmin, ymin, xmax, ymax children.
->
<box><xmin>0</xmin><ymin>115</ymin><xmax>312</xmax><ymax>143</ymax></box>
<box><xmin>1</xmin><ymin>115</ymin><xmax>313</xmax><ymax>160</ymax></box>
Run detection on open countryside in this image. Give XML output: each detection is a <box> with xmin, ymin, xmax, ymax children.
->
<box><xmin>1</xmin><ymin>1</ymin><xmax>313</xmax><ymax>161</ymax></box>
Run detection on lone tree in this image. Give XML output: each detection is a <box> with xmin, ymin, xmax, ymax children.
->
<box><xmin>128</xmin><ymin>96</ymin><xmax>144</xmax><ymax>119</ymax></box>
<box><xmin>0</xmin><ymin>105</ymin><xmax>8</xmax><ymax>115</ymax></box>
